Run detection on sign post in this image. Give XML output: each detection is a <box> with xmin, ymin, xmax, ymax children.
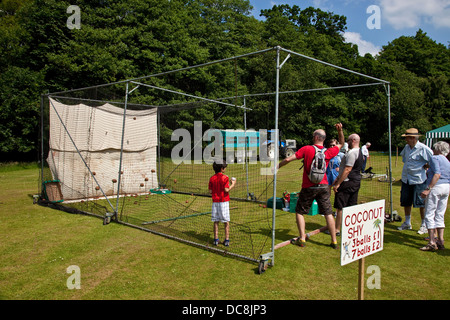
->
<box><xmin>358</xmin><ymin>258</ymin><xmax>365</xmax><ymax>300</ymax></box>
<box><xmin>341</xmin><ymin>200</ymin><xmax>385</xmax><ymax>300</ymax></box>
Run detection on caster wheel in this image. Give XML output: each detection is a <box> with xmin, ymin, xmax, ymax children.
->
<box><xmin>103</xmin><ymin>216</ymin><xmax>111</xmax><ymax>225</ymax></box>
<box><xmin>258</xmin><ymin>260</ymin><xmax>267</xmax><ymax>274</ymax></box>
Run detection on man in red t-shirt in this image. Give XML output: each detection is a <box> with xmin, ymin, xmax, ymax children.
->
<box><xmin>277</xmin><ymin>123</ymin><xmax>344</xmax><ymax>248</ymax></box>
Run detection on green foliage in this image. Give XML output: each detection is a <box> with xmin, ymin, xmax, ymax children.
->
<box><xmin>379</xmin><ymin>29</ymin><xmax>449</xmax><ymax>78</ymax></box>
<box><xmin>0</xmin><ymin>2</ymin><xmax>448</xmax><ymax>160</ymax></box>
<box><xmin>379</xmin><ymin>29</ymin><xmax>450</xmax><ymax>146</ymax></box>
<box><xmin>0</xmin><ymin>66</ymin><xmax>44</xmax><ymax>154</ymax></box>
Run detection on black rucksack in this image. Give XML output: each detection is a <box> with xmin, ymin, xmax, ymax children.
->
<box><xmin>308</xmin><ymin>146</ymin><xmax>327</xmax><ymax>184</ymax></box>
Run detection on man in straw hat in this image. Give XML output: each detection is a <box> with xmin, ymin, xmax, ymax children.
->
<box><xmin>398</xmin><ymin>128</ymin><xmax>433</xmax><ymax>233</ymax></box>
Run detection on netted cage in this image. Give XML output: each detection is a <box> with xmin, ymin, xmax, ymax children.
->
<box><xmin>39</xmin><ymin>46</ymin><xmax>393</xmax><ymax>272</ymax></box>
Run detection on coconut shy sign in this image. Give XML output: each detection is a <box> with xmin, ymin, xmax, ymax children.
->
<box><xmin>341</xmin><ymin>200</ymin><xmax>385</xmax><ymax>266</ymax></box>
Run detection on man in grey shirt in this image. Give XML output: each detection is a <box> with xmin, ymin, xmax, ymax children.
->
<box><xmin>332</xmin><ymin>133</ymin><xmax>364</xmax><ymax>235</ymax></box>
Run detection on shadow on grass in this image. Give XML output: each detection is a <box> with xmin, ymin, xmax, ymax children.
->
<box><xmin>253</xmin><ymin>220</ymin><xmax>325</xmax><ymax>244</ymax></box>
<box><xmin>383</xmin><ymin>221</ymin><xmax>449</xmax><ymax>256</ymax></box>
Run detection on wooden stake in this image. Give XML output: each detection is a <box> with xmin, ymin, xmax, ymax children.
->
<box><xmin>358</xmin><ymin>257</ymin><xmax>365</xmax><ymax>300</ymax></box>
<box><xmin>273</xmin><ymin>225</ymin><xmax>329</xmax><ymax>250</ymax></box>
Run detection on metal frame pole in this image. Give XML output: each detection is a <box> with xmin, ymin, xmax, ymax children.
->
<box><xmin>270</xmin><ymin>47</ymin><xmax>282</xmax><ymax>266</ymax></box>
<box><xmin>244</xmin><ymin>97</ymin><xmax>250</xmax><ymax>199</ymax></box>
<box><xmin>45</xmin><ymin>48</ymin><xmax>277</xmax><ymax>97</ymax></box>
<box><xmin>40</xmin><ymin>94</ymin><xmax>45</xmax><ymax>193</ymax></box>
<box><xmin>157</xmin><ymin>106</ymin><xmax>161</xmax><ymax>187</ymax></box>
<box><xmin>386</xmin><ymin>84</ymin><xmax>394</xmax><ymax>216</ymax></box>
<box><xmin>116</xmin><ymin>82</ymin><xmax>130</xmax><ymax>217</ymax></box>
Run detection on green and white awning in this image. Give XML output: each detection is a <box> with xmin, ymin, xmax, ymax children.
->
<box><xmin>425</xmin><ymin>124</ymin><xmax>450</xmax><ymax>148</ymax></box>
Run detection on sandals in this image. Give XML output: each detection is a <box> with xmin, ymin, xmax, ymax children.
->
<box><xmin>420</xmin><ymin>243</ymin><xmax>438</xmax><ymax>251</ymax></box>
<box><xmin>422</xmin><ymin>238</ymin><xmax>445</xmax><ymax>250</ymax></box>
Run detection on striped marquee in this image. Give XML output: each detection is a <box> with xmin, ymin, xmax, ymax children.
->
<box><xmin>425</xmin><ymin>124</ymin><xmax>450</xmax><ymax>148</ymax></box>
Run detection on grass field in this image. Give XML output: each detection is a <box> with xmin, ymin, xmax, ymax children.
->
<box><xmin>0</xmin><ymin>160</ymin><xmax>449</xmax><ymax>300</ymax></box>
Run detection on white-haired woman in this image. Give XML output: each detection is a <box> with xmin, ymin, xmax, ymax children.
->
<box><xmin>419</xmin><ymin>141</ymin><xmax>450</xmax><ymax>251</ymax></box>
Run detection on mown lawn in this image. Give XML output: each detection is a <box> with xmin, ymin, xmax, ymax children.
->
<box><xmin>0</xmin><ymin>161</ymin><xmax>449</xmax><ymax>301</ymax></box>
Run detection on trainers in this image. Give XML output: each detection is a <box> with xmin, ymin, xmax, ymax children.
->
<box><xmin>330</xmin><ymin>242</ymin><xmax>338</xmax><ymax>249</ymax></box>
<box><xmin>324</xmin><ymin>230</ymin><xmax>341</xmax><ymax>236</ymax></box>
<box><xmin>397</xmin><ymin>222</ymin><xmax>412</xmax><ymax>230</ymax></box>
<box><xmin>213</xmin><ymin>238</ymin><xmax>220</xmax><ymax>246</ymax></box>
<box><xmin>291</xmin><ymin>238</ymin><xmax>306</xmax><ymax>247</ymax></box>
<box><xmin>224</xmin><ymin>239</ymin><xmax>230</xmax><ymax>247</ymax></box>
<box><xmin>417</xmin><ymin>225</ymin><xmax>427</xmax><ymax>235</ymax></box>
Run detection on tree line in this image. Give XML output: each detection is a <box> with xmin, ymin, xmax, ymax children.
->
<box><xmin>0</xmin><ymin>0</ymin><xmax>449</xmax><ymax>161</ymax></box>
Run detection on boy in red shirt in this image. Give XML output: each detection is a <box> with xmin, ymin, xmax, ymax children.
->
<box><xmin>209</xmin><ymin>160</ymin><xmax>236</xmax><ymax>246</ymax></box>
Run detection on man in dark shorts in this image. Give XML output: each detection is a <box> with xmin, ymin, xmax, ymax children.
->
<box><xmin>397</xmin><ymin>128</ymin><xmax>433</xmax><ymax>233</ymax></box>
<box><xmin>332</xmin><ymin>133</ymin><xmax>364</xmax><ymax>235</ymax></box>
<box><xmin>276</xmin><ymin>123</ymin><xmax>345</xmax><ymax>248</ymax></box>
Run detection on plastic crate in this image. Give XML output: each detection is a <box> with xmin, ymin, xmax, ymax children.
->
<box><xmin>267</xmin><ymin>197</ymin><xmax>284</xmax><ymax>209</ymax></box>
<box><xmin>289</xmin><ymin>192</ymin><xmax>319</xmax><ymax>216</ymax></box>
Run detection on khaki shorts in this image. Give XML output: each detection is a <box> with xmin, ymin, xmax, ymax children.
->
<box><xmin>295</xmin><ymin>186</ymin><xmax>333</xmax><ymax>216</ymax></box>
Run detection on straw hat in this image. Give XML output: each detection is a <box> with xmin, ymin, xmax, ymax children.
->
<box><xmin>401</xmin><ymin>128</ymin><xmax>422</xmax><ymax>137</ymax></box>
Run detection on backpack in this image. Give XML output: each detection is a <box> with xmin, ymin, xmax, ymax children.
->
<box><xmin>308</xmin><ymin>146</ymin><xmax>327</xmax><ymax>184</ymax></box>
